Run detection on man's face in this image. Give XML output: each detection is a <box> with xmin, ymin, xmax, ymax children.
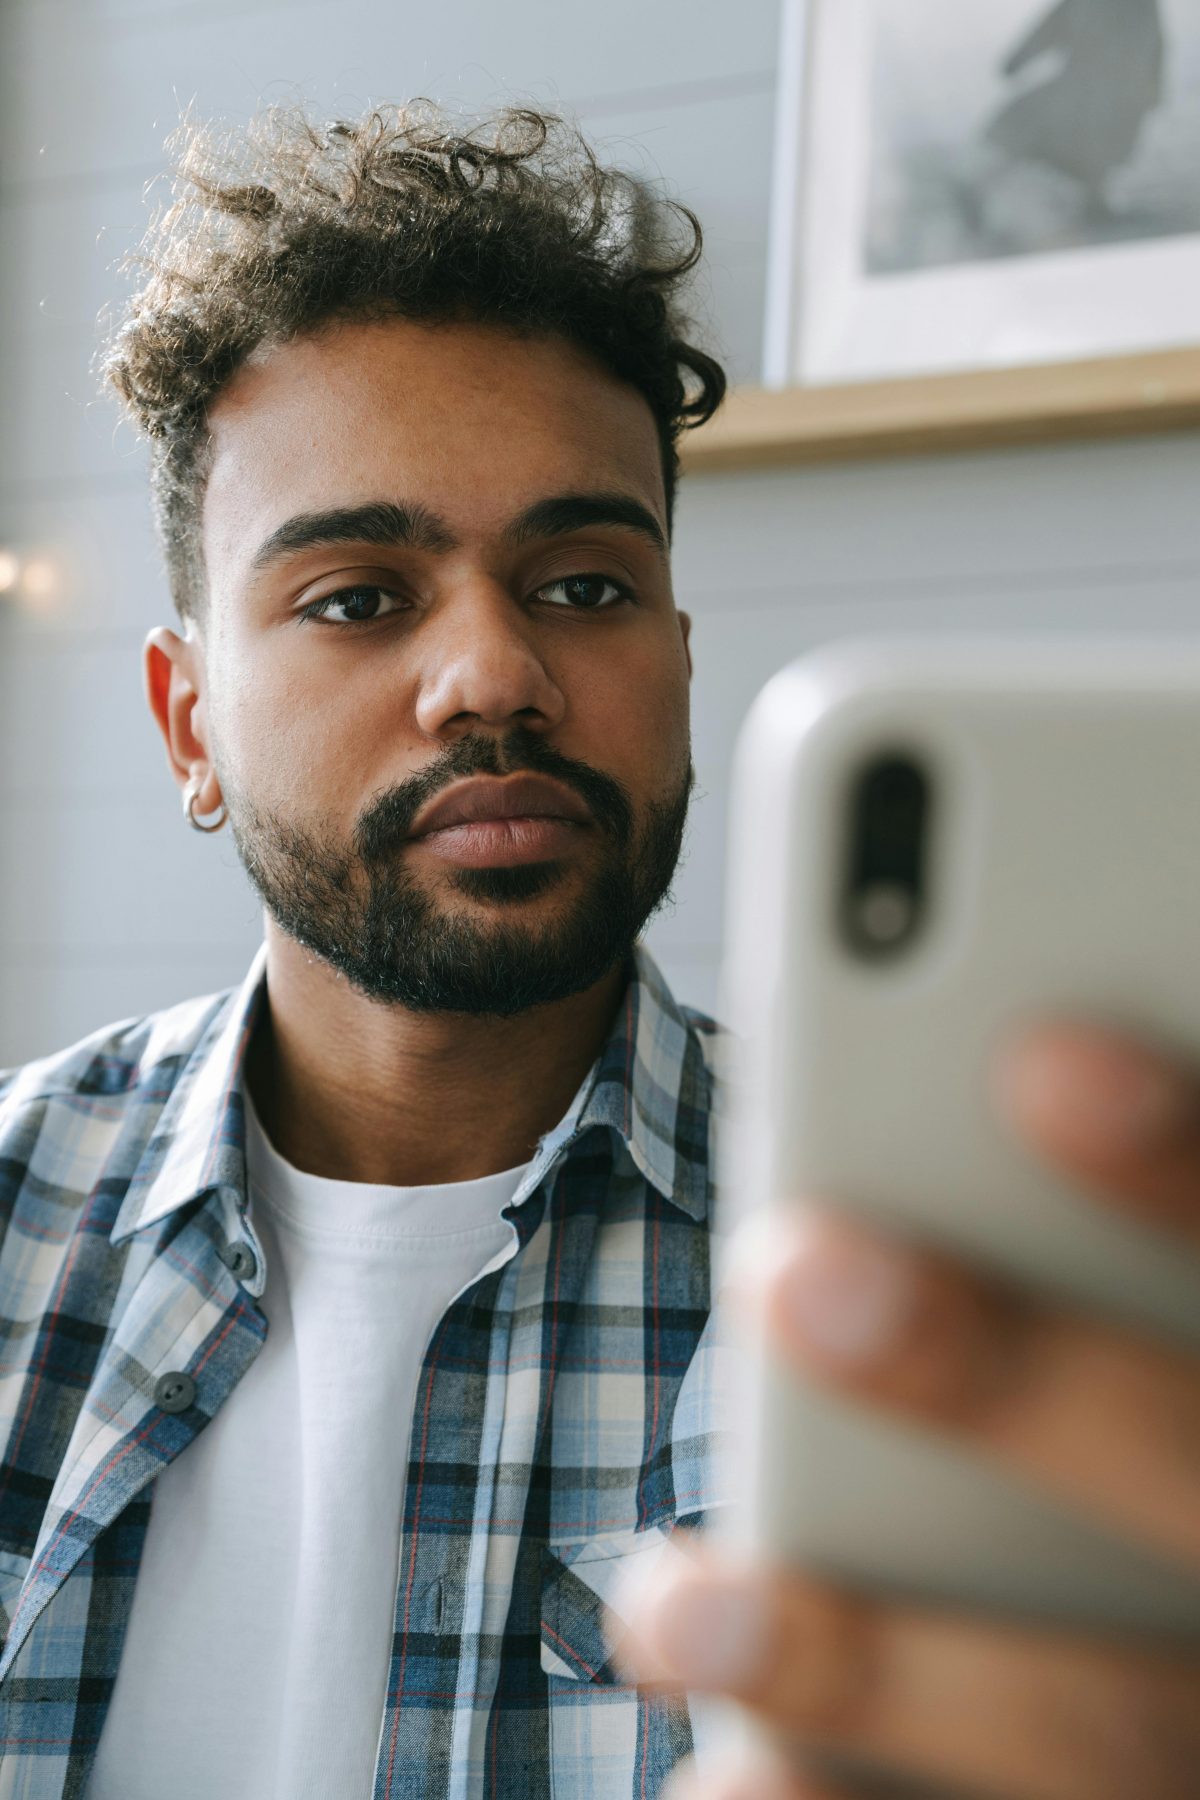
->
<box><xmin>190</xmin><ymin>315</ymin><xmax>694</xmax><ymax>1016</ymax></box>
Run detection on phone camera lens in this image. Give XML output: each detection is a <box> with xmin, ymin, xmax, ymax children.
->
<box><xmin>854</xmin><ymin>881</ymin><xmax>915</xmax><ymax>945</ymax></box>
<box><xmin>839</xmin><ymin>752</ymin><xmax>932</xmax><ymax>961</ymax></box>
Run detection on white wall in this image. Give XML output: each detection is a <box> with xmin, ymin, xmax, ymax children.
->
<box><xmin>2</xmin><ymin>0</ymin><xmax>1198</xmax><ymax>1060</ymax></box>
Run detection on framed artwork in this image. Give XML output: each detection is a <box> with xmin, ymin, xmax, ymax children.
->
<box><xmin>764</xmin><ymin>0</ymin><xmax>1200</xmax><ymax>388</ymax></box>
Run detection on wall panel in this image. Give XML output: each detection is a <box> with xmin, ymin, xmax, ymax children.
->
<box><xmin>3</xmin><ymin>0</ymin><xmax>1199</xmax><ymax>1062</ymax></box>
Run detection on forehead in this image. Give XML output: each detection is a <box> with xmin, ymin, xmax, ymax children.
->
<box><xmin>201</xmin><ymin>316</ymin><xmax>667</xmax><ymax>582</ymax></box>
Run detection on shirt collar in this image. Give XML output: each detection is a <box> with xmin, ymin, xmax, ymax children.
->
<box><xmin>110</xmin><ymin>938</ymin><xmax>711</xmax><ymax>1247</ymax></box>
<box><xmin>570</xmin><ymin>942</ymin><xmax>711</xmax><ymax>1221</ymax></box>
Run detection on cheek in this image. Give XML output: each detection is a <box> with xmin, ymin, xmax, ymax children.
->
<box><xmin>212</xmin><ymin>639</ymin><xmax>400</xmax><ymax>805</ymax></box>
<box><xmin>572</xmin><ymin>637</ymin><xmax>690</xmax><ymax>777</ymax></box>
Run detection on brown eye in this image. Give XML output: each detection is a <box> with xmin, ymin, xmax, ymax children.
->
<box><xmin>537</xmin><ymin>574</ymin><xmax>631</xmax><ymax>609</ymax></box>
<box><xmin>300</xmin><ymin>586</ymin><xmax>406</xmax><ymax>625</ymax></box>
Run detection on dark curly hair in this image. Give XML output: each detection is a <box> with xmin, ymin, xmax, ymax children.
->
<box><xmin>95</xmin><ymin>99</ymin><xmax>727</xmax><ymax>632</ymax></box>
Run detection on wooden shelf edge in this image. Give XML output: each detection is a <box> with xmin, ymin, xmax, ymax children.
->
<box><xmin>678</xmin><ymin>347</ymin><xmax>1200</xmax><ymax>472</ymax></box>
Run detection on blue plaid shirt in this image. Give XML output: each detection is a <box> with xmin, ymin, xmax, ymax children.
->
<box><xmin>0</xmin><ymin>940</ymin><xmax>730</xmax><ymax>1798</ymax></box>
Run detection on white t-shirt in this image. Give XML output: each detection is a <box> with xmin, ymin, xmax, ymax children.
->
<box><xmin>87</xmin><ymin>1083</ymin><xmax>526</xmax><ymax>1800</ymax></box>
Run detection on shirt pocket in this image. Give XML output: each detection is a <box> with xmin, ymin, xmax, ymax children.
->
<box><xmin>540</xmin><ymin>1526</ymin><xmax>691</xmax><ymax>1799</ymax></box>
<box><xmin>539</xmin><ymin>1524</ymin><xmax>674</xmax><ymax>1685</ymax></box>
<box><xmin>541</xmin><ymin>1513</ymin><xmax>740</xmax><ymax>1794</ymax></box>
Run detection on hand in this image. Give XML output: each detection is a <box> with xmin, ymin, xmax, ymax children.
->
<box><xmin>608</xmin><ymin>1023</ymin><xmax>1200</xmax><ymax>1800</ymax></box>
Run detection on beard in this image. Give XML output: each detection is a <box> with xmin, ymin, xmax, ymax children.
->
<box><xmin>218</xmin><ymin>725</ymin><xmax>694</xmax><ymax>1017</ymax></box>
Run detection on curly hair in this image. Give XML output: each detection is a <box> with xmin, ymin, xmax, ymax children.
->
<box><xmin>95</xmin><ymin>99</ymin><xmax>727</xmax><ymax>632</ymax></box>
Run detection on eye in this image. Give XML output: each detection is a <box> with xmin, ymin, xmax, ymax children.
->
<box><xmin>535</xmin><ymin>573</ymin><xmax>632</xmax><ymax>610</ymax></box>
<box><xmin>298</xmin><ymin>585</ymin><xmax>406</xmax><ymax>626</ymax></box>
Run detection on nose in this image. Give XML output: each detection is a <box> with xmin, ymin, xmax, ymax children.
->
<box><xmin>413</xmin><ymin>580</ymin><xmax>566</xmax><ymax>741</ymax></box>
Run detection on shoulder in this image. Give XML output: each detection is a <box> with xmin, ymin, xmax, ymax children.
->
<box><xmin>0</xmin><ymin>984</ymin><xmax>237</xmax><ymax>1218</ymax></box>
<box><xmin>0</xmin><ymin>984</ymin><xmax>233</xmax><ymax>1110</ymax></box>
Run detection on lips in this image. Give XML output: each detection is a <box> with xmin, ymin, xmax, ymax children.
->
<box><xmin>407</xmin><ymin>774</ymin><xmax>592</xmax><ymax>839</ymax></box>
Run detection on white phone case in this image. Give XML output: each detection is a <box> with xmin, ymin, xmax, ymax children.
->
<box><xmin>716</xmin><ymin>635</ymin><xmax>1200</xmax><ymax>1645</ymax></box>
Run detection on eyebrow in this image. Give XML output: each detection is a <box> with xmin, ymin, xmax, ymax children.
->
<box><xmin>246</xmin><ymin>490</ymin><xmax>668</xmax><ymax>576</ymax></box>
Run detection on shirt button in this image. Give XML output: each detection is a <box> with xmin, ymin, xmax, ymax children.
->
<box><xmin>221</xmin><ymin>1240</ymin><xmax>258</xmax><ymax>1283</ymax></box>
<box><xmin>154</xmin><ymin>1371</ymin><xmax>196</xmax><ymax>1414</ymax></box>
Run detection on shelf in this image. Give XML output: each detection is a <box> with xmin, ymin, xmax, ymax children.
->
<box><xmin>678</xmin><ymin>346</ymin><xmax>1200</xmax><ymax>472</ymax></box>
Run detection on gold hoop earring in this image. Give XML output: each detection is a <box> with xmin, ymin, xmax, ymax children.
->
<box><xmin>184</xmin><ymin>781</ymin><xmax>227</xmax><ymax>834</ymax></box>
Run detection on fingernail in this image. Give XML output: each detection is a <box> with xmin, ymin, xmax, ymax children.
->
<box><xmin>779</xmin><ymin>1219</ymin><xmax>915</xmax><ymax>1365</ymax></box>
<box><xmin>995</xmin><ymin>1031</ymin><xmax>1194</xmax><ymax>1151</ymax></box>
<box><xmin>622</xmin><ymin>1560</ymin><xmax>767</xmax><ymax>1689</ymax></box>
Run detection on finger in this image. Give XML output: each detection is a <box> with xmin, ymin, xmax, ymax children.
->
<box><xmin>991</xmin><ymin>1022</ymin><xmax>1200</xmax><ymax>1245</ymax></box>
<box><xmin>613</xmin><ymin>1544</ymin><xmax>1200</xmax><ymax>1800</ymax></box>
<box><xmin>753</xmin><ymin>1211</ymin><xmax>1200</xmax><ymax>1568</ymax></box>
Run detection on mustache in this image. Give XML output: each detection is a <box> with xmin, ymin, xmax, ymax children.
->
<box><xmin>355</xmin><ymin>726</ymin><xmax>635</xmax><ymax>860</ymax></box>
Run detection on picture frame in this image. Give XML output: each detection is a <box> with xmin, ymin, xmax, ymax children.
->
<box><xmin>763</xmin><ymin>0</ymin><xmax>1200</xmax><ymax>390</ymax></box>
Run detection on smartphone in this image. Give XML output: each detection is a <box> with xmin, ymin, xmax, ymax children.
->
<box><xmin>715</xmin><ymin>635</ymin><xmax>1200</xmax><ymax>1653</ymax></box>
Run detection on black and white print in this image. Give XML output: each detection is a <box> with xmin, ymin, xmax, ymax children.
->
<box><xmin>866</xmin><ymin>0</ymin><xmax>1200</xmax><ymax>275</ymax></box>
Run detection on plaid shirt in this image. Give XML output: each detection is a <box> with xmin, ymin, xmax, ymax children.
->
<box><xmin>0</xmin><ymin>940</ymin><xmax>729</xmax><ymax>1799</ymax></box>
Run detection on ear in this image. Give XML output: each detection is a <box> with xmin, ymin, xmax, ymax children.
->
<box><xmin>677</xmin><ymin>610</ymin><xmax>693</xmax><ymax>682</ymax></box>
<box><xmin>143</xmin><ymin>626</ymin><xmax>221</xmax><ymax>811</ymax></box>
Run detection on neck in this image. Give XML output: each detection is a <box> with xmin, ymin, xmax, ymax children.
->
<box><xmin>244</xmin><ymin>923</ymin><xmax>629</xmax><ymax>1186</ymax></box>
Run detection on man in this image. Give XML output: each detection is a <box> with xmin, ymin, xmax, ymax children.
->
<box><xmin>0</xmin><ymin>102</ymin><xmax>1195</xmax><ymax>1800</ymax></box>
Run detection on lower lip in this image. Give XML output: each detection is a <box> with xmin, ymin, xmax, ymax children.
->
<box><xmin>408</xmin><ymin>815</ymin><xmax>586</xmax><ymax>867</ymax></box>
